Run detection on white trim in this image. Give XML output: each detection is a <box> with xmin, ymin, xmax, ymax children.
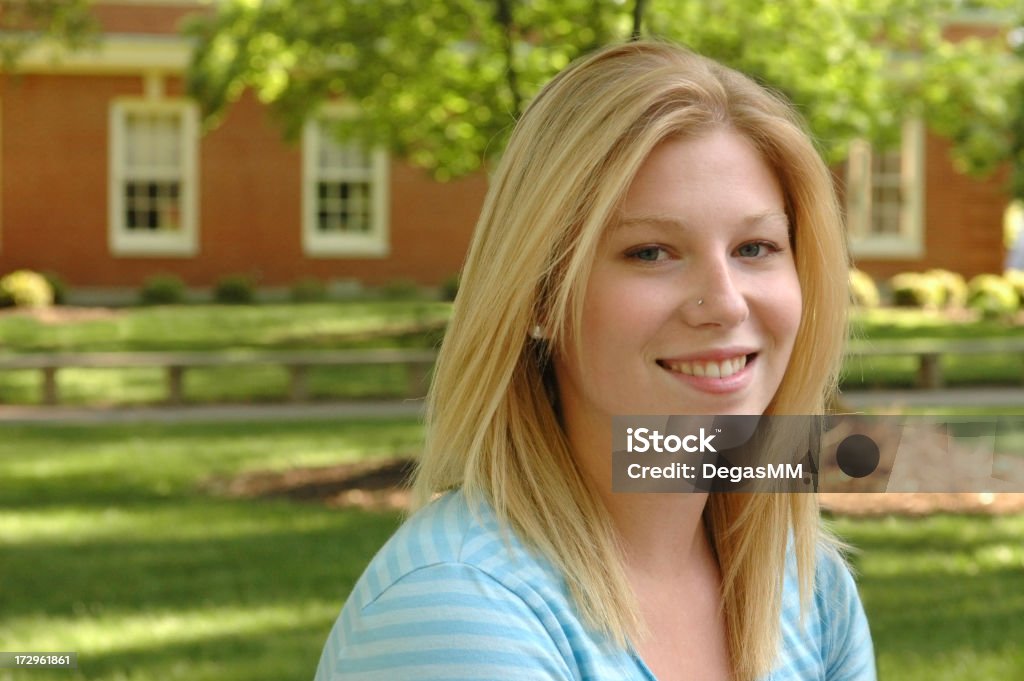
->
<box><xmin>847</xmin><ymin>119</ymin><xmax>925</xmax><ymax>260</ymax></box>
<box><xmin>15</xmin><ymin>35</ymin><xmax>191</xmax><ymax>74</ymax></box>
<box><xmin>108</xmin><ymin>98</ymin><xmax>199</xmax><ymax>257</ymax></box>
<box><xmin>301</xmin><ymin>114</ymin><xmax>389</xmax><ymax>258</ymax></box>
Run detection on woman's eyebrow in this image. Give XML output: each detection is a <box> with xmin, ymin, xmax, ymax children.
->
<box><xmin>612</xmin><ymin>215</ymin><xmax>691</xmax><ymax>232</ymax></box>
<box><xmin>612</xmin><ymin>210</ymin><xmax>790</xmax><ymax>232</ymax></box>
<box><xmin>745</xmin><ymin>210</ymin><xmax>791</xmax><ymax>229</ymax></box>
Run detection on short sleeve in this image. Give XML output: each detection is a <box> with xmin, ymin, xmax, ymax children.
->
<box><xmin>314</xmin><ymin>562</ymin><xmax>579</xmax><ymax>681</ymax></box>
<box><xmin>819</xmin><ymin>553</ymin><xmax>877</xmax><ymax>681</ymax></box>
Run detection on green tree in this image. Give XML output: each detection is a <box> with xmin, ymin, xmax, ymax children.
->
<box><xmin>1010</xmin><ymin>22</ymin><xmax>1024</xmax><ymax>200</ymax></box>
<box><xmin>0</xmin><ymin>0</ymin><xmax>97</xmax><ymax>70</ymax></box>
<box><xmin>185</xmin><ymin>0</ymin><xmax>1021</xmax><ymax>179</ymax></box>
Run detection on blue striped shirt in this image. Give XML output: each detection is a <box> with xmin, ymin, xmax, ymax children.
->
<box><xmin>314</xmin><ymin>490</ymin><xmax>876</xmax><ymax>680</ymax></box>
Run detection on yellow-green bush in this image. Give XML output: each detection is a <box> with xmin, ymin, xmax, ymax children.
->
<box><xmin>0</xmin><ymin>270</ymin><xmax>54</xmax><ymax>309</ymax></box>
<box><xmin>889</xmin><ymin>272</ymin><xmax>944</xmax><ymax>309</ymax></box>
<box><xmin>1005</xmin><ymin>269</ymin><xmax>1024</xmax><ymax>306</ymax></box>
<box><xmin>925</xmin><ymin>269</ymin><xmax>968</xmax><ymax>309</ymax></box>
<box><xmin>967</xmin><ymin>274</ymin><xmax>1019</xmax><ymax>318</ymax></box>
<box><xmin>849</xmin><ymin>269</ymin><xmax>880</xmax><ymax>307</ymax></box>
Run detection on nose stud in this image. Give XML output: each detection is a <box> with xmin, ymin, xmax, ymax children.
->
<box><xmin>697</xmin><ymin>298</ymin><xmax>704</xmax><ymax>306</ymax></box>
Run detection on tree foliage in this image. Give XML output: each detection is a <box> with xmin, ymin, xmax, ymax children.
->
<box><xmin>185</xmin><ymin>0</ymin><xmax>1021</xmax><ymax>180</ymax></box>
<box><xmin>0</xmin><ymin>0</ymin><xmax>97</xmax><ymax>70</ymax></box>
<box><xmin>1010</xmin><ymin>22</ymin><xmax>1024</xmax><ymax>199</ymax></box>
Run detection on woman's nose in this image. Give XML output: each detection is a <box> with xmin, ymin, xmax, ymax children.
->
<box><xmin>679</xmin><ymin>258</ymin><xmax>750</xmax><ymax>328</ymax></box>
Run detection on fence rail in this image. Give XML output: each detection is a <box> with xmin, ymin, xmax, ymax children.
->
<box><xmin>0</xmin><ymin>349</ymin><xmax>438</xmax><ymax>405</ymax></box>
<box><xmin>2</xmin><ymin>339</ymin><xmax>1023</xmax><ymax>405</ymax></box>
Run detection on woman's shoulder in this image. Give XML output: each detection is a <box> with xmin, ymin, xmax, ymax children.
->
<box><xmin>346</xmin><ymin>489</ymin><xmax>564</xmax><ymax>611</ymax></box>
<box><xmin>316</xmin><ymin>490</ymin><xmax>636</xmax><ymax>680</ymax></box>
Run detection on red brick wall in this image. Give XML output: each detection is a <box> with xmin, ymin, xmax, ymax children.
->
<box><xmin>0</xmin><ymin>73</ymin><xmax>486</xmax><ymax>288</ymax></box>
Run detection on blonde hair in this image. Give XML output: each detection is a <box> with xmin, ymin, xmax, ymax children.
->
<box><xmin>414</xmin><ymin>41</ymin><xmax>849</xmax><ymax>681</ymax></box>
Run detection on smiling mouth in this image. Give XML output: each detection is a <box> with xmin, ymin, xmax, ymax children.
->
<box><xmin>658</xmin><ymin>353</ymin><xmax>756</xmax><ymax>379</ymax></box>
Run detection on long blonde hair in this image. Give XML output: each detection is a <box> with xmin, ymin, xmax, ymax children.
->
<box><xmin>414</xmin><ymin>41</ymin><xmax>848</xmax><ymax>681</ymax></box>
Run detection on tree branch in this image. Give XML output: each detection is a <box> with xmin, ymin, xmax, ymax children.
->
<box><xmin>631</xmin><ymin>0</ymin><xmax>647</xmax><ymax>41</ymax></box>
<box><xmin>494</xmin><ymin>0</ymin><xmax>522</xmax><ymax>114</ymax></box>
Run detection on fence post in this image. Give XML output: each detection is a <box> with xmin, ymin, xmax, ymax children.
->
<box><xmin>167</xmin><ymin>366</ymin><xmax>185</xmax><ymax>405</ymax></box>
<box><xmin>288</xmin><ymin>365</ymin><xmax>309</xmax><ymax>402</ymax></box>
<box><xmin>42</xmin><ymin>367</ymin><xmax>59</xmax><ymax>405</ymax></box>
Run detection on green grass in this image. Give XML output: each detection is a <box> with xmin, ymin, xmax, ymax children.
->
<box><xmin>841</xmin><ymin>353</ymin><xmax>1024</xmax><ymax>389</ymax></box>
<box><xmin>0</xmin><ymin>302</ymin><xmax>445</xmax><ymax>405</ymax></box>
<box><xmin>0</xmin><ymin>419</ymin><xmax>418</xmax><ymax>681</ymax></box>
<box><xmin>1</xmin><ymin>305</ymin><xmax>1023</xmax><ymax>405</ymax></box>
<box><xmin>0</xmin><ymin>364</ymin><xmax>419</xmax><ymax>406</ymax></box>
<box><xmin>1</xmin><ymin>419</ymin><xmax>1022</xmax><ymax>679</ymax></box>
<box><xmin>829</xmin><ymin>513</ymin><xmax>1024</xmax><ymax>681</ymax></box>
<box><xmin>841</xmin><ymin>307</ymin><xmax>1024</xmax><ymax>388</ymax></box>
<box><xmin>0</xmin><ymin>302</ymin><xmax>450</xmax><ymax>353</ymax></box>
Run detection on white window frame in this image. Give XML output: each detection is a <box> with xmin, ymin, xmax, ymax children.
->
<box><xmin>108</xmin><ymin>98</ymin><xmax>199</xmax><ymax>257</ymax></box>
<box><xmin>302</xmin><ymin>111</ymin><xmax>389</xmax><ymax>258</ymax></box>
<box><xmin>846</xmin><ymin>118</ymin><xmax>925</xmax><ymax>259</ymax></box>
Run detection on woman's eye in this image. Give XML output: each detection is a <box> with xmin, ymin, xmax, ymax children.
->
<box><xmin>736</xmin><ymin>241</ymin><xmax>776</xmax><ymax>258</ymax></box>
<box><xmin>628</xmin><ymin>246</ymin><xmax>669</xmax><ymax>262</ymax></box>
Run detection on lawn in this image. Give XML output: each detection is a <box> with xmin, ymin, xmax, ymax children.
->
<box><xmin>0</xmin><ymin>301</ymin><xmax>450</xmax><ymax>353</ymax></box>
<box><xmin>0</xmin><ymin>419</ymin><xmax>418</xmax><ymax>681</ymax></box>
<box><xmin>1</xmin><ymin>418</ymin><xmax>1022</xmax><ymax>680</ymax></box>
<box><xmin>1</xmin><ymin>304</ymin><xmax>1023</xmax><ymax>405</ymax></box>
<box><xmin>829</xmin><ymin>513</ymin><xmax>1024</xmax><ymax>681</ymax></box>
<box><xmin>0</xmin><ymin>302</ymin><xmax>447</xmax><ymax>405</ymax></box>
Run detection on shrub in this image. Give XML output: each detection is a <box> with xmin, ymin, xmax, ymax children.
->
<box><xmin>214</xmin><ymin>275</ymin><xmax>256</xmax><ymax>304</ymax></box>
<box><xmin>380</xmin><ymin>278</ymin><xmax>420</xmax><ymax>300</ymax></box>
<box><xmin>0</xmin><ymin>270</ymin><xmax>54</xmax><ymax>309</ymax></box>
<box><xmin>1005</xmin><ymin>269</ymin><xmax>1024</xmax><ymax>306</ymax></box>
<box><xmin>925</xmin><ymin>269</ymin><xmax>968</xmax><ymax>309</ymax></box>
<box><xmin>966</xmin><ymin>274</ymin><xmax>1019</xmax><ymax>319</ymax></box>
<box><xmin>848</xmin><ymin>269</ymin><xmax>879</xmax><ymax>308</ymax></box>
<box><xmin>888</xmin><ymin>272</ymin><xmax>944</xmax><ymax>309</ymax></box>
<box><xmin>42</xmin><ymin>271</ymin><xmax>68</xmax><ymax>305</ymax></box>
<box><xmin>439</xmin><ymin>273</ymin><xmax>460</xmax><ymax>302</ymax></box>
<box><xmin>139</xmin><ymin>275</ymin><xmax>186</xmax><ymax>305</ymax></box>
<box><xmin>289</xmin><ymin>277</ymin><xmax>328</xmax><ymax>303</ymax></box>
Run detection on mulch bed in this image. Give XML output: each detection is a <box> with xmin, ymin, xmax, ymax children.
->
<box><xmin>204</xmin><ymin>457</ymin><xmax>418</xmax><ymax>511</ymax></box>
<box><xmin>207</xmin><ymin>456</ymin><xmax>1024</xmax><ymax>516</ymax></box>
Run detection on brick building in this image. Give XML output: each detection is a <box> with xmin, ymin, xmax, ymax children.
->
<box><xmin>0</xmin><ymin>1</ymin><xmax>1013</xmax><ymax>297</ymax></box>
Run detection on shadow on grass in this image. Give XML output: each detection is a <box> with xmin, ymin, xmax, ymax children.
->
<box><xmin>0</xmin><ymin>615</ymin><xmax>340</xmax><ymax>681</ymax></box>
<box><xmin>831</xmin><ymin>513</ymin><xmax>1024</xmax><ymax>679</ymax></box>
<box><xmin>0</xmin><ymin>502</ymin><xmax>401</xmax><ymax>618</ymax></box>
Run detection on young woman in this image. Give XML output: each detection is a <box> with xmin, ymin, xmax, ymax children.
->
<box><xmin>315</xmin><ymin>40</ymin><xmax>875</xmax><ymax>681</ymax></box>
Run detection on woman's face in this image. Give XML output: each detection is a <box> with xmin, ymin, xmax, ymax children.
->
<box><xmin>554</xmin><ymin>128</ymin><xmax>802</xmax><ymax>432</ymax></box>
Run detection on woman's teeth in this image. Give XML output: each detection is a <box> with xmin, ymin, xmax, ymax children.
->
<box><xmin>662</xmin><ymin>355</ymin><xmax>748</xmax><ymax>379</ymax></box>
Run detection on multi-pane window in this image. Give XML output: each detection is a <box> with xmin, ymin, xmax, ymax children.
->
<box><xmin>846</xmin><ymin>119</ymin><xmax>924</xmax><ymax>259</ymax></box>
<box><xmin>303</xmin><ymin>115</ymin><xmax>388</xmax><ymax>257</ymax></box>
<box><xmin>868</xmin><ymin>147</ymin><xmax>902</xmax><ymax>237</ymax></box>
<box><xmin>316</xmin><ymin>140</ymin><xmax>373</xmax><ymax>234</ymax></box>
<box><xmin>109</xmin><ymin>100</ymin><xmax>198</xmax><ymax>255</ymax></box>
